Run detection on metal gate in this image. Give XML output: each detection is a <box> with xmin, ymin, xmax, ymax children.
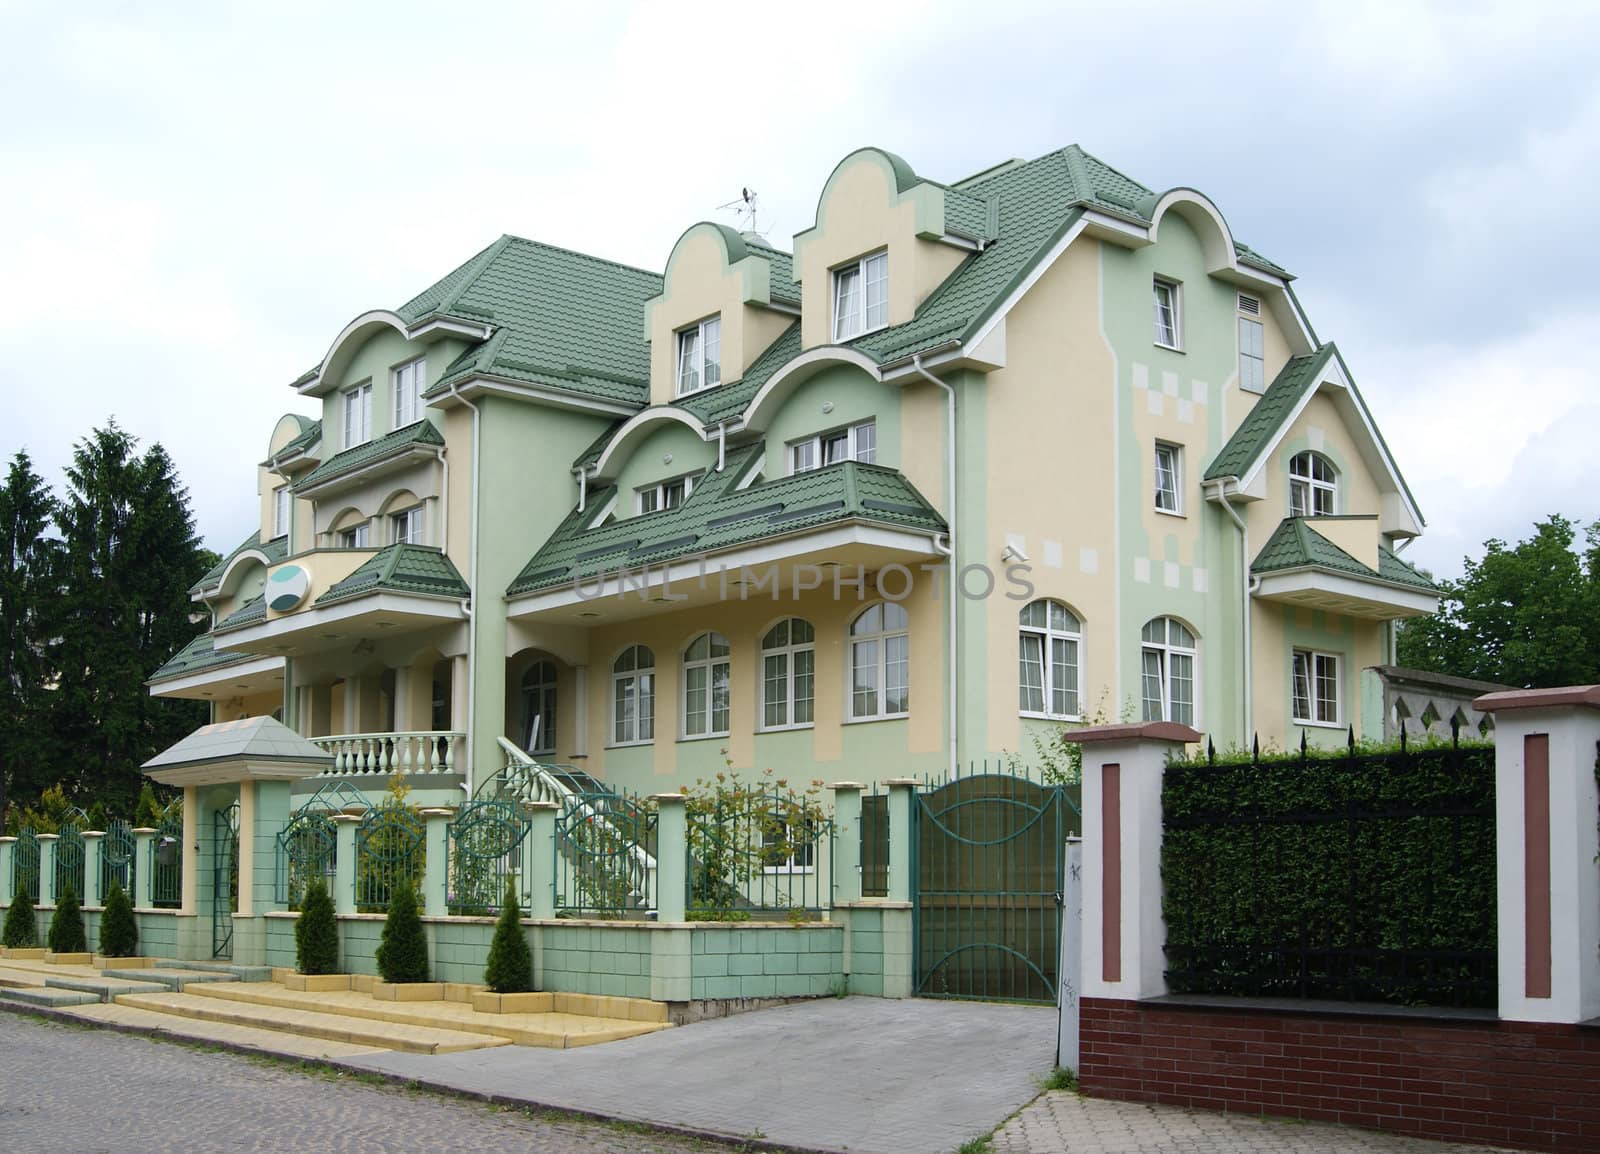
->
<box><xmin>213</xmin><ymin>804</ymin><xmax>239</xmax><ymax>959</ymax></box>
<box><xmin>913</xmin><ymin>775</ymin><xmax>1068</xmax><ymax>1003</ymax></box>
<box><xmin>101</xmin><ymin>817</ymin><xmax>136</xmax><ymax>901</ymax></box>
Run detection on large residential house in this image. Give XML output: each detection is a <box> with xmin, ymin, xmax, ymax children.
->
<box><xmin>148</xmin><ymin>144</ymin><xmax>1439</xmax><ymax>800</ymax></box>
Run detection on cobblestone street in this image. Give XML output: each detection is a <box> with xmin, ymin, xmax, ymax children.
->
<box><xmin>0</xmin><ymin>1013</ymin><xmax>717</xmax><ymax>1154</ymax></box>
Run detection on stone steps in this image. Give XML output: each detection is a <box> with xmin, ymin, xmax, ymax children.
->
<box><xmin>154</xmin><ymin>959</ymin><xmax>272</xmax><ymax>982</ymax></box>
<box><xmin>61</xmin><ymin>1001</ymin><xmax>390</xmax><ymax>1060</ymax></box>
<box><xmin>43</xmin><ymin>975</ymin><xmax>168</xmax><ymax>1002</ymax></box>
<box><xmin>114</xmin><ymin>991</ymin><xmax>511</xmax><ymax>1055</ymax></box>
<box><xmin>101</xmin><ymin>968</ymin><xmax>239</xmax><ymax>993</ymax></box>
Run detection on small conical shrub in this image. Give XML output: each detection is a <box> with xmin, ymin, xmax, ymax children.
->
<box><xmin>98</xmin><ymin>880</ymin><xmax>139</xmax><ymax>957</ymax></box>
<box><xmin>483</xmin><ymin>881</ymin><xmax>534</xmax><ymax>994</ymax></box>
<box><xmin>48</xmin><ymin>886</ymin><xmax>87</xmax><ymax>954</ymax></box>
<box><xmin>374</xmin><ymin>881</ymin><xmax>429</xmax><ymax>984</ymax></box>
<box><xmin>2</xmin><ymin>882</ymin><xmax>37</xmax><ymax>949</ymax></box>
<box><xmin>294</xmin><ymin>877</ymin><xmax>339</xmax><ymax>975</ymax></box>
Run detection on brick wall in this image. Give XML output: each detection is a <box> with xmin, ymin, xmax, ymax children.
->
<box><xmin>1082</xmin><ymin>998</ymin><xmax>1600</xmax><ymax>1152</ymax></box>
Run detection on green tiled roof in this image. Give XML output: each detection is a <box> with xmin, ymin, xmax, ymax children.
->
<box><xmin>745</xmin><ymin>238</ymin><xmax>801</xmax><ymax>306</ymax></box>
<box><xmin>677</xmin><ymin>322</ymin><xmax>803</xmax><ymax>426</ymax></box>
<box><xmin>215</xmin><ymin>594</ymin><xmax>266</xmax><ymax>632</ymax></box>
<box><xmin>273</xmin><ymin>418</ymin><xmax>322</xmax><ymax>461</ymax></box>
<box><xmin>293</xmin><ymin>419</ymin><xmax>444</xmax><ymax>491</ymax></box>
<box><xmin>1252</xmin><ymin>519</ymin><xmax>1439</xmax><ymax>592</ymax></box>
<box><xmin>1204</xmin><ymin>345</ymin><xmax>1335</xmax><ymax>481</ymax></box>
<box><xmin>314</xmin><ymin>544</ymin><xmax>470</xmax><ymax>606</ymax></box>
<box><xmin>509</xmin><ymin>447</ymin><xmax>945</xmax><ymax>596</ymax></box>
<box><xmin>408</xmin><ymin>235</ymin><xmax>663</xmax><ymax>407</ymax></box>
<box><xmin>148</xmin><ymin>631</ymin><xmax>257</xmax><ymax>684</ymax></box>
<box><xmin>191</xmin><ymin>531</ymin><xmax>289</xmax><ymax>594</ymax></box>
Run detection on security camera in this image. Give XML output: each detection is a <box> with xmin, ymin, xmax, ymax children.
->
<box><xmin>1001</xmin><ymin>543</ymin><xmax>1029</xmax><ymax>564</ymax></box>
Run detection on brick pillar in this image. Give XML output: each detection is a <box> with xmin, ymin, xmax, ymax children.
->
<box><xmin>653</xmin><ymin>794</ymin><xmax>686</xmax><ymax>923</ymax></box>
<box><xmin>1069</xmin><ymin>721</ymin><xmax>1200</xmax><ymax>1002</ymax></box>
<box><xmin>1475</xmin><ymin>686</ymin><xmax>1600</xmax><ymax>1023</ymax></box>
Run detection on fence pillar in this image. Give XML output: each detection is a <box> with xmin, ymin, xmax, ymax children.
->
<box><xmin>525</xmin><ymin>802</ymin><xmax>557</xmax><ymax>921</ymax></box>
<box><xmin>1475</xmin><ymin>686</ymin><xmax>1600</xmax><ymax>1024</ymax></box>
<box><xmin>82</xmin><ymin>832</ymin><xmax>105</xmax><ymax>907</ymax></box>
<box><xmin>333</xmin><ymin>815</ymin><xmax>361</xmax><ymax>917</ymax></box>
<box><xmin>653</xmin><ymin>794</ymin><xmax>686</xmax><ymax>923</ymax></box>
<box><xmin>132</xmin><ymin>829</ymin><xmax>156</xmax><ymax>909</ymax></box>
<box><xmin>36</xmin><ymin>834</ymin><xmax>58</xmax><ymax>906</ymax></box>
<box><xmin>829</xmin><ymin>783</ymin><xmax>864</xmax><ymax>908</ymax></box>
<box><xmin>0</xmin><ymin>837</ymin><xmax>14</xmax><ymax>906</ymax></box>
<box><xmin>420</xmin><ymin>808</ymin><xmax>453</xmax><ymax>917</ymax></box>
<box><xmin>1069</xmin><ymin>721</ymin><xmax>1200</xmax><ymax>1003</ymax></box>
<box><xmin>884</xmin><ymin>780</ymin><xmax>917</xmax><ymax>903</ymax></box>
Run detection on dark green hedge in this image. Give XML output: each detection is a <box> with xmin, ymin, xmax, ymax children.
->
<box><xmin>1162</xmin><ymin>740</ymin><xmax>1497</xmax><ymax>1007</ymax></box>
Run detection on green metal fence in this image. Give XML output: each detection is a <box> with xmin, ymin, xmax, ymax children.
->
<box><xmin>101</xmin><ymin>817</ymin><xmax>136</xmax><ymax>901</ymax></box>
<box><xmin>354</xmin><ymin>801</ymin><xmax>425</xmax><ymax>912</ymax></box>
<box><xmin>686</xmin><ymin>785</ymin><xmax>829</xmax><ymax>918</ymax></box>
<box><xmin>12</xmin><ymin>827</ymin><xmax>40</xmax><ymax>900</ymax></box>
<box><xmin>151</xmin><ymin>814</ymin><xmax>183</xmax><ymax>908</ymax></box>
<box><xmin>447</xmin><ymin>798</ymin><xmax>533</xmax><ymax>915</ymax></box>
<box><xmin>275</xmin><ymin>808</ymin><xmax>338</xmax><ymax>907</ymax></box>
<box><xmin>54</xmin><ymin>808</ymin><xmax>88</xmax><ymax>901</ymax></box>
<box><xmin>554</xmin><ymin>791</ymin><xmax>657</xmax><ymax>917</ymax></box>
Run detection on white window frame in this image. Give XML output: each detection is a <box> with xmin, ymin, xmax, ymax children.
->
<box><xmin>681</xmin><ymin>632</ymin><xmax>731</xmax><ymax>740</ymax></box>
<box><xmin>635</xmin><ymin>474</ymin><xmax>695</xmax><ymax>516</ymax></box>
<box><xmin>832</xmin><ymin>250</ymin><xmax>888</xmax><ymax>342</ymax></box>
<box><xmin>1153</xmin><ymin>278</ymin><xmax>1182</xmax><ymax>350</ymax></box>
<box><xmin>342</xmin><ymin>382</ymin><xmax>373</xmax><ymax>449</ymax></box>
<box><xmin>337</xmin><ymin>521</ymin><xmax>370</xmax><ymax>549</ymax></box>
<box><xmin>272</xmin><ymin>485</ymin><xmax>289</xmax><ymax>540</ymax></box>
<box><xmin>1289</xmin><ymin>451</ymin><xmax>1338</xmax><ymax>517</ymax></box>
<box><xmin>788</xmin><ymin>419</ymin><xmax>876</xmax><ymax>475</ymax></box>
<box><xmin>390</xmin><ymin>505</ymin><xmax>424</xmax><ymax>546</ymax></box>
<box><xmin>1154</xmin><ymin>442</ymin><xmax>1183</xmax><ymax>515</ymax></box>
<box><xmin>1018</xmin><ymin>600</ymin><xmax>1082</xmax><ymax>721</ymax></box>
<box><xmin>1140</xmin><ymin>617</ymin><xmax>1197</xmax><ymax>727</ymax></box>
<box><xmin>761</xmin><ymin>816</ymin><xmax>818</xmax><ymax>875</ymax></box>
<box><xmin>760</xmin><ymin>618</ymin><xmax>816</xmax><ymax>731</ymax></box>
<box><xmin>521</xmin><ymin>660</ymin><xmax>558</xmax><ymax>755</ymax></box>
<box><xmin>848</xmin><ymin>602</ymin><xmax>910</xmax><ymax>721</ymax></box>
<box><xmin>1238</xmin><ymin>314</ymin><xmax>1265</xmax><ymax>393</ymax></box>
<box><xmin>392</xmin><ymin>357</ymin><xmax>426</xmax><ymax>428</ymax></box>
<box><xmin>1292</xmin><ymin>649</ymin><xmax>1342</xmax><ymax>727</ymax></box>
<box><xmin>611</xmin><ymin>645</ymin><xmax>655</xmax><ymax>746</ymax></box>
<box><xmin>675</xmin><ymin>315</ymin><xmax>722</xmax><ymax>396</ymax></box>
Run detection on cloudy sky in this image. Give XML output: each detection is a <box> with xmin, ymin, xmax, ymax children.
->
<box><xmin>1</xmin><ymin>0</ymin><xmax>1595</xmax><ymax>580</ymax></box>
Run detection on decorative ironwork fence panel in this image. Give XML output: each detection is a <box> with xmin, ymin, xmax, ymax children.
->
<box><xmin>101</xmin><ymin>818</ymin><xmax>136</xmax><ymax>901</ymax></box>
<box><xmin>151</xmin><ymin>814</ymin><xmax>183</xmax><ymax>908</ymax></box>
<box><xmin>54</xmin><ymin>809</ymin><xmax>88</xmax><ymax>901</ymax></box>
<box><xmin>555</xmin><ymin>791</ymin><xmax>657</xmax><ymax>917</ymax></box>
<box><xmin>860</xmin><ymin>789</ymin><xmax>889</xmax><ymax>899</ymax></box>
<box><xmin>913</xmin><ymin>774</ymin><xmax>1066</xmax><ymax>1004</ymax></box>
<box><xmin>685</xmin><ymin>786</ymin><xmax>829</xmax><ymax>919</ymax></box>
<box><xmin>275</xmin><ymin>809</ymin><xmax>338</xmax><ymax>907</ymax></box>
<box><xmin>447</xmin><ymin>798</ymin><xmax>532</xmax><ymax>915</ymax></box>
<box><xmin>1162</xmin><ymin>733</ymin><xmax>1497</xmax><ymax>1008</ymax></box>
<box><xmin>354</xmin><ymin>801</ymin><xmax>425</xmax><ymax>912</ymax></box>
<box><xmin>213</xmin><ymin>804</ymin><xmax>239</xmax><ymax>959</ymax></box>
<box><xmin>12</xmin><ymin>827</ymin><xmax>40</xmax><ymax>900</ymax></box>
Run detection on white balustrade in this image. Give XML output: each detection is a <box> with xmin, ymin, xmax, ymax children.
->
<box><xmin>311</xmin><ymin>731</ymin><xmax>464</xmax><ymax>776</ymax></box>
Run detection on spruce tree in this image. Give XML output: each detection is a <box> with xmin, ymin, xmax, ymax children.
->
<box><xmin>483</xmin><ymin>881</ymin><xmax>534</xmax><ymax>994</ymax></box>
<box><xmin>2</xmin><ymin>882</ymin><xmax>37</xmax><ymax>948</ymax></box>
<box><xmin>294</xmin><ymin>877</ymin><xmax>339</xmax><ymax>975</ymax></box>
<box><xmin>0</xmin><ymin>451</ymin><xmax>60</xmax><ymax>818</ymax></box>
<box><xmin>48</xmin><ymin>885</ymin><xmax>87</xmax><ymax>954</ymax></box>
<box><xmin>98</xmin><ymin>879</ymin><xmax>138</xmax><ymax>957</ymax></box>
<box><xmin>374</xmin><ymin>881</ymin><xmax>429</xmax><ymax>983</ymax></box>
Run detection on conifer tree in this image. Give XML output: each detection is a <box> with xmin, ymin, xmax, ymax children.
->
<box><xmin>48</xmin><ymin>886</ymin><xmax>87</xmax><ymax>954</ymax></box>
<box><xmin>0</xmin><ymin>451</ymin><xmax>59</xmax><ymax>818</ymax></box>
<box><xmin>294</xmin><ymin>877</ymin><xmax>339</xmax><ymax>975</ymax></box>
<box><xmin>483</xmin><ymin>881</ymin><xmax>534</xmax><ymax>994</ymax></box>
<box><xmin>98</xmin><ymin>879</ymin><xmax>138</xmax><ymax>957</ymax></box>
<box><xmin>374</xmin><ymin>881</ymin><xmax>429</xmax><ymax>983</ymax></box>
<box><xmin>2</xmin><ymin>882</ymin><xmax>37</xmax><ymax>949</ymax></box>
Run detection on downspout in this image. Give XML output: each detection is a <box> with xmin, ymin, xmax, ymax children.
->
<box><xmin>716</xmin><ymin>423</ymin><xmax>727</xmax><ymax>472</ymax></box>
<box><xmin>575</xmin><ymin>467</ymin><xmax>587</xmax><ymax>514</ymax></box>
<box><xmin>912</xmin><ymin>355</ymin><xmax>959</xmax><ymax>779</ymax></box>
<box><xmin>448</xmin><ymin>382</ymin><xmax>481</xmax><ymax>795</ymax></box>
<box><xmin>1210</xmin><ymin>479</ymin><xmax>1254</xmax><ymax>745</ymax></box>
<box><xmin>433</xmin><ymin>446</ymin><xmax>449</xmax><ymax>549</ymax></box>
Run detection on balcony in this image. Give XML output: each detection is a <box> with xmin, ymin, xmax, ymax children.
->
<box><xmin>1251</xmin><ymin>517</ymin><xmax>1439</xmax><ymax>621</ymax></box>
<box><xmin>309</xmin><ymin>731</ymin><xmax>465</xmax><ymax>776</ymax></box>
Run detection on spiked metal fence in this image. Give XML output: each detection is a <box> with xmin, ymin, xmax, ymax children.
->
<box><xmin>150</xmin><ymin>814</ymin><xmax>183</xmax><ymax>909</ymax></box>
<box><xmin>554</xmin><ymin>791</ymin><xmax>657</xmax><ymax>917</ymax></box>
<box><xmin>354</xmin><ymin>800</ymin><xmax>425</xmax><ymax>912</ymax></box>
<box><xmin>447</xmin><ymin>797</ymin><xmax>533</xmax><ymax>915</ymax></box>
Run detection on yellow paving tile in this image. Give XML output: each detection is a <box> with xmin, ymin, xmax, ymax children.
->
<box><xmin>58</xmin><ymin>1001</ymin><xmax>393</xmax><ymax>1060</ymax></box>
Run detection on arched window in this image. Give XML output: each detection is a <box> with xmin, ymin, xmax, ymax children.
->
<box><xmin>612</xmin><ymin>645</ymin><xmax>655</xmax><ymax>745</ymax></box>
<box><xmin>761</xmin><ymin>618</ymin><xmax>815</xmax><ymax>730</ymax></box>
<box><xmin>1140</xmin><ymin>617</ymin><xmax>1196</xmax><ymax>726</ymax></box>
<box><xmin>520</xmin><ymin>661</ymin><xmax>557</xmax><ymax>755</ymax></box>
<box><xmin>1019</xmin><ymin>600</ymin><xmax>1081</xmax><ymax>719</ymax></box>
<box><xmin>1289</xmin><ymin>451</ymin><xmax>1337</xmax><ymax>517</ymax></box>
<box><xmin>682</xmin><ymin>632</ymin><xmax>731</xmax><ymax>738</ymax></box>
<box><xmin>849</xmin><ymin>603</ymin><xmax>909</xmax><ymax>720</ymax></box>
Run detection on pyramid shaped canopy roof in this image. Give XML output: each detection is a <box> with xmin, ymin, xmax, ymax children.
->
<box><xmin>142</xmin><ymin>716</ymin><xmax>334</xmax><ymax>787</ymax></box>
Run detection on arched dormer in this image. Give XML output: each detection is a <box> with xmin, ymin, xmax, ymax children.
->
<box><xmin>791</xmin><ymin>148</ymin><xmax>979</xmax><ymax>351</ymax></box>
<box><xmin>267</xmin><ymin>413</ymin><xmax>317</xmax><ymax>460</ymax></box>
<box><xmin>217</xmin><ymin>550</ymin><xmax>273</xmax><ymax>603</ymax></box>
<box><xmin>293</xmin><ymin>309</ymin><xmax>491</xmax><ymax>398</ymax></box>
<box><xmin>590</xmin><ymin>407</ymin><xmax>709</xmax><ymax>482</ymax></box>
<box><xmin>643</xmin><ymin>222</ymin><xmax>797</xmax><ymax>406</ymax></box>
<box><xmin>1143</xmin><ymin>189</ymin><xmax>1240</xmax><ymax>280</ymax></box>
<box><xmin>740</xmin><ymin>346</ymin><xmax>883</xmax><ymax>434</ymax></box>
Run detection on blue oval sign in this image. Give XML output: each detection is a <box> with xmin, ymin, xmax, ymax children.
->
<box><xmin>267</xmin><ymin>565</ymin><xmax>311</xmax><ymax>612</ymax></box>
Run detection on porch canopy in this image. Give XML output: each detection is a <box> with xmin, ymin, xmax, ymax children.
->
<box><xmin>142</xmin><ymin>716</ymin><xmax>334</xmax><ymax>787</ymax></box>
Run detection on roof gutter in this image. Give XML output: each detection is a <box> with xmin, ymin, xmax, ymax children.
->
<box><xmin>912</xmin><ymin>354</ymin><xmax>959</xmax><ymax>780</ymax></box>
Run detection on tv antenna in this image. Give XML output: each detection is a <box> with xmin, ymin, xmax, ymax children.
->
<box><xmin>717</xmin><ymin>187</ymin><xmax>760</xmax><ymax>235</ymax></box>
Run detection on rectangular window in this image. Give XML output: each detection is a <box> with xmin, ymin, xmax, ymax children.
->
<box><xmin>1153</xmin><ymin>279</ymin><xmax>1181</xmax><ymax>349</ymax></box>
<box><xmin>833</xmin><ymin>251</ymin><xmax>888</xmax><ymax>341</ymax></box>
<box><xmin>391</xmin><ymin>507</ymin><xmax>423</xmax><ymax>545</ymax></box>
<box><xmin>342</xmin><ymin>383</ymin><xmax>373</xmax><ymax>448</ymax></box>
<box><xmin>789</xmin><ymin>419</ymin><xmax>876</xmax><ymax>474</ymax></box>
<box><xmin>635</xmin><ymin>475</ymin><xmax>693</xmax><ymax>516</ymax></box>
<box><xmin>393</xmin><ymin>357</ymin><xmax>426</xmax><ymax>427</ymax></box>
<box><xmin>338</xmin><ymin>522</ymin><xmax>370</xmax><ymax>549</ymax></box>
<box><xmin>676</xmin><ymin>316</ymin><xmax>721</xmax><ymax>395</ymax></box>
<box><xmin>1239</xmin><ymin>316</ymin><xmax>1265</xmax><ymax>392</ymax></box>
<box><xmin>1292</xmin><ymin>650</ymin><xmax>1341</xmax><ymax>725</ymax></box>
<box><xmin>272</xmin><ymin>485</ymin><xmax>289</xmax><ymax>540</ymax></box>
<box><xmin>1154</xmin><ymin>442</ymin><xmax>1182</xmax><ymax>513</ymax></box>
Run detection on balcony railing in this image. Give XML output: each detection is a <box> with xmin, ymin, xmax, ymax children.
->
<box><xmin>310</xmin><ymin>731</ymin><xmax>465</xmax><ymax>776</ymax></box>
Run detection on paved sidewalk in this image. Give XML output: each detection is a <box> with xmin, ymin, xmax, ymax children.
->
<box><xmin>991</xmin><ymin>1091</ymin><xmax>1516</xmax><ymax>1154</ymax></box>
<box><xmin>348</xmin><ymin>995</ymin><xmax>1057</xmax><ymax>1154</ymax></box>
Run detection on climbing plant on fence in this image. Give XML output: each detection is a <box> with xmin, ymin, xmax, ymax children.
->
<box><xmin>276</xmin><ymin>808</ymin><xmax>338</xmax><ymax>909</ymax></box>
<box><xmin>1162</xmin><ymin>732</ymin><xmax>1498</xmax><ymax>1008</ymax></box>
<box><xmin>355</xmin><ymin>790</ymin><xmax>425</xmax><ymax>914</ymax></box>
<box><xmin>684</xmin><ymin>769</ymin><xmax>828</xmax><ymax>918</ymax></box>
<box><xmin>554</xmin><ymin>791</ymin><xmax>657</xmax><ymax>916</ymax></box>
<box><xmin>447</xmin><ymin>798</ymin><xmax>532</xmax><ymax>916</ymax></box>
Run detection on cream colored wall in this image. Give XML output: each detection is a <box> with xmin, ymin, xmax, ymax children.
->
<box><xmin>1306</xmin><ymin>516</ymin><xmax>1379</xmax><ymax>570</ymax></box>
<box><xmin>1242</xmin><ymin>391</ymin><xmax>1384</xmax><ymax>546</ymax></box>
<box><xmin>793</xmin><ymin>154</ymin><xmax>965</xmax><ymax>350</ymax></box>
<box><xmin>443</xmin><ymin>405</ymin><xmax>473</xmax><ymax>573</ymax></box>
<box><xmin>1251</xmin><ymin>601</ymin><xmax>1385</xmax><ymax>748</ymax></box>
<box><xmin>213</xmin><ymin>689</ymin><xmax>283</xmax><ymax>723</ymax></box>
<box><xmin>978</xmin><ymin>238</ymin><xmax>1120</xmax><ymax>750</ymax></box>
<box><xmin>308</xmin><ymin>457</ymin><xmax>442</xmax><ymax>542</ymax></box>
<box><xmin>1215</xmin><ymin>296</ymin><xmax>1295</xmax><ymax>442</ymax></box>
<box><xmin>262</xmin><ymin>550</ymin><xmax>375</xmax><ymax>620</ymax></box>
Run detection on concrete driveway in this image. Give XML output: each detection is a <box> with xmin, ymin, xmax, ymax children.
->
<box><xmin>347</xmin><ymin>995</ymin><xmax>1059</xmax><ymax>1154</ymax></box>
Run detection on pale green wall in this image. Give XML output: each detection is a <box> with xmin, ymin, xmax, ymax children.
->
<box><xmin>322</xmin><ymin>330</ymin><xmax>463</xmax><ymax>447</ymax></box>
<box><xmin>1275</xmin><ymin>605</ymin><xmax>1360</xmax><ymax>751</ymax></box>
<box><xmin>612</xmin><ymin>424</ymin><xmax>715</xmax><ymax>508</ymax></box>
<box><xmin>761</xmin><ymin>365</ymin><xmax>901</xmax><ymax>474</ymax></box>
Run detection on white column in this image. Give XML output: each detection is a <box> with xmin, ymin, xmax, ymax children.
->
<box><xmin>572</xmin><ymin>665</ymin><xmax>589</xmax><ymax>757</ymax></box>
<box><xmin>1476</xmin><ymin>686</ymin><xmax>1600</xmax><ymax>1024</ymax></box>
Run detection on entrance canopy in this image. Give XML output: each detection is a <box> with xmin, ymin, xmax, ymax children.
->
<box><xmin>142</xmin><ymin>716</ymin><xmax>334</xmax><ymax>788</ymax></box>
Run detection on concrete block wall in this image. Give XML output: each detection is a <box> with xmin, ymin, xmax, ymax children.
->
<box><xmin>688</xmin><ymin>923</ymin><xmax>844</xmax><ymax>1000</ymax></box>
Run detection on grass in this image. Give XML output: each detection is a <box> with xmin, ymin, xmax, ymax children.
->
<box><xmin>1038</xmin><ymin>1066</ymin><xmax>1077</xmax><ymax>1092</ymax></box>
<box><xmin>956</xmin><ymin>1136</ymin><xmax>992</xmax><ymax>1154</ymax></box>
